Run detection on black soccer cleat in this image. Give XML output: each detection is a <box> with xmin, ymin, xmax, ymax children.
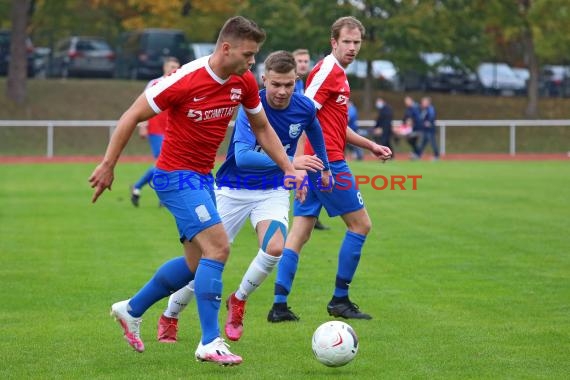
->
<box><xmin>130</xmin><ymin>186</ymin><xmax>140</xmax><ymax>207</ymax></box>
<box><xmin>314</xmin><ymin>219</ymin><xmax>330</xmax><ymax>230</ymax></box>
<box><xmin>327</xmin><ymin>299</ymin><xmax>372</xmax><ymax>320</ymax></box>
<box><xmin>267</xmin><ymin>304</ymin><xmax>300</xmax><ymax>323</ymax></box>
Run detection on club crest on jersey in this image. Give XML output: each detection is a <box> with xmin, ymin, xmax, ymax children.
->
<box><xmin>289</xmin><ymin>123</ymin><xmax>302</xmax><ymax>138</ymax></box>
<box><xmin>336</xmin><ymin>94</ymin><xmax>348</xmax><ymax>105</ymax></box>
<box><xmin>230</xmin><ymin>88</ymin><xmax>242</xmax><ymax>102</ymax></box>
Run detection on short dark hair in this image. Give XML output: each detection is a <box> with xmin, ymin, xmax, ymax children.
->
<box><xmin>331</xmin><ymin>16</ymin><xmax>365</xmax><ymax>40</ymax></box>
<box><xmin>217</xmin><ymin>16</ymin><xmax>266</xmax><ymax>45</ymax></box>
<box><xmin>264</xmin><ymin>50</ymin><xmax>296</xmax><ymax>74</ymax></box>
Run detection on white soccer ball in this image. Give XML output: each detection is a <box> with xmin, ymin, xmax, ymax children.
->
<box><xmin>312</xmin><ymin>321</ymin><xmax>359</xmax><ymax>367</ymax></box>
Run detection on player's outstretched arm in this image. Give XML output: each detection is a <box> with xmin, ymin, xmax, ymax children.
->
<box><xmin>346</xmin><ymin>126</ymin><xmax>392</xmax><ymax>161</ymax></box>
<box><xmin>304</xmin><ymin>118</ymin><xmax>330</xmax><ymax>169</ymax></box>
<box><xmin>89</xmin><ymin>93</ymin><xmax>156</xmax><ymax>203</ymax></box>
<box><xmin>246</xmin><ymin>108</ymin><xmax>305</xmax><ymax>200</ymax></box>
<box><xmin>304</xmin><ymin>117</ymin><xmax>333</xmax><ymax>190</ymax></box>
<box><xmin>247</xmin><ymin>109</ymin><xmax>296</xmax><ymax>173</ymax></box>
<box><xmin>292</xmin><ymin>155</ymin><xmax>324</xmax><ymax>172</ymax></box>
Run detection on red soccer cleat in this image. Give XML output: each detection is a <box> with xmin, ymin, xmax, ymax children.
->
<box><xmin>224</xmin><ymin>292</ymin><xmax>246</xmax><ymax>341</ymax></box>
<box><xmin>157</xmin><ymin>314</ymin><xmax>178</xmax><ymax>343</ymax></box>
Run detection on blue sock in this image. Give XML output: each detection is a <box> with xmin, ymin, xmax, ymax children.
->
<box><xmin>274</xmin><ymin>248</ymin><xmax>299</xmax><ymax>304</ymax></box>
<box><xmin>334</xmin><ymin>231</ymin><xmax>366</xmax><ymax>298</ymax></box>
<box><xmin>134</xmin><ymin>166</ymin><xmax>155</xmax><ymax>190</ymax></box>
<box><xmin>128</xmin><ymin>256</ymin><xmax>194</xmax><ymax>317</ymax></box>
<box><xmin>194</xmin><ymin>258</ymin><xmax>224</xmax><ymax>345</ymax></box>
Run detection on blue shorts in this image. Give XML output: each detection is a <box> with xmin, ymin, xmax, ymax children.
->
<box><xmin>153</xmin><ymin>169</ymin><xmax>221</xmax><ymax>242</ymax></box>
<box><xmin>293</xmin><ymin>160</ymin><xmax>364</xmax><ymax>218</ymax></box>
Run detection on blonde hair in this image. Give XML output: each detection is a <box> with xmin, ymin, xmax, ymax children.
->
<box><xmin>331</xmin><ymin>16</ymin><xmax>365</xmax><ymax>40</ymax></box>
<box><xmin>292</xmin><ymin>49</ymin><xmax>309</xmax><ymax>57</ymax></box>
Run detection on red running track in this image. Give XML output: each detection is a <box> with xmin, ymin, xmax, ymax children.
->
<box><xmin>0</xmin><ymin>153</ymin><xmax>568</xmax><ymax>164</ymax></box>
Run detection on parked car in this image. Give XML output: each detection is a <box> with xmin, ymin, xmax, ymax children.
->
<box><xmin>372</xmin><ymin>60</ymin><xmax>400</xmax><ymax>89</ymax></box>
<box><xmin>345</xmin><ymin>59</ymin><xmax>400</xmax><ymax>89</ymax></box>
<box><xmin>189</xmin><ymin>42</ymin><xmax>215</xmax><ymax>60</ymax></box>
<box><xmin>32</xmin><ymin>47</ymin><xmax>51</xmax><ymax>78</ymax></box>
<box><xmin>477</xmin><ymin>63</ymin><xmax>526</xmax><ymax>95</ymax></box>
<box><xmin>400</xmin><ymin>52</ymin><xmax>478</xmax><ymax>93</ymax></box>
<box><xmin>49</xmin><ymin>36</ymin><xmax>115</xmax><ymax>78</ymax></box>
<box><xmin>115</xmin><ymin>29</ymin><xmax>190</xmax><ymax>80</ymax></box>
<box><xmin>0</xmin><ymin>29</ymin><xmax>35</xmax><ymax>77</ymax></box>
<box><xmin>512</xmin><ymin>67</ymin><xmax>530</xmax><ymax>83</ymax></box>
<box><xmin>539</xmin><ymin>65</ymin><xmax>570</xmax><ymax>97</ymax></box>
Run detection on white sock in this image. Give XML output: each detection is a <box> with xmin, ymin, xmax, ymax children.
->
<box><xmin>164</xmin><ymin>280</ymin><xmax>195</xmax><ymax>319</ymax></box>
<box><xmin>236</xmin><ymin>249</ymin><xmax>281</xmax><ymax>301</ymax></box>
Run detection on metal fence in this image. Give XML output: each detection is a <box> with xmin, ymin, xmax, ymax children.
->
<box><xmin>1</xmin><ymin>119</ymin><xmax>569</xmax><ymax>158</ymax></box>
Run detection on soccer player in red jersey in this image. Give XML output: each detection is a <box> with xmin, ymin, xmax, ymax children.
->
<box><xmin>89</xmin><ymin>16</ymin><xmax>304</xmax><ymax>365</ymax></box>
<box><xmin>268</xmin><ymin>16</ymin><xmax>392</xmax><ymax>323</ymax></box>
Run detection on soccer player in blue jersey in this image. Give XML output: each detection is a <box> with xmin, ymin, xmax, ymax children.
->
<box><xmin>112</xmin><ymin>50</ymin><xmax>331</xmax><ymax>348</ymax></box>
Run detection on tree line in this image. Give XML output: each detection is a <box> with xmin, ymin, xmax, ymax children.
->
<box><xmin>3</xmin><ymin>0</ymin><xmax>570</xmax><ymax>117</ymax></box>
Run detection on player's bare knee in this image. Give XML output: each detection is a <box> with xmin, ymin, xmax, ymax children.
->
<box><xmin>265</xmin><ymin>243</ymin><xmax>284</xmax><ymax>257</ymax></box>
<box><xmin>202</xmin><ymin>241</ymin><xmax>230</xmax><ymax>262</ymax></box>
<box><xmin>346</xmin><ymin>218</ymin><xmax>371</xmax><ymax>235</ymax></box>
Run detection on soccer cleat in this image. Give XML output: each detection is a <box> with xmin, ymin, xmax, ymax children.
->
<box><xmin>130</xmin><ymin>186</ymin><xmax>140</xmax><ymax>207</ymax></box>
<box><xmin>225</xmin><ymin>292</ymin><xmax>246</xmax><ymax>341</ymax></box>
<box><xmin>157</xmin><ymin>314</ymin><xmax>178</xmax><ymax>343</ymax></box>
<box><xmin>110</xmin><ymin>300</ymin><xmax>145</xmax><ymax>352</ymax></box>
<box><xmin>314</xmin><ymin>219</ymin><xmax>330</xmax><ymax>230</ymax></box>
<box><xmin>195</xmin><ymin>337</ymin><xmax>242</xmax><ymax>366</ymax></box>
<box><xmin>327</xmin><ymin>299</ymin><xmax>372</xmax><ymax>320</ymax></box>
<box><xmin>267</xmin><ymin>304</ymin><xmax>300</xmax><ymax>323</ymax></box>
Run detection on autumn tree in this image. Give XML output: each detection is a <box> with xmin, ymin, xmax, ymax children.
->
<box><xmin>480</xmin><ymin>1</ymin><xmax>542</xmax><ymax>117</ymax></box>
<box><xmin>89</xmin><ymin>0</ymin><xmax>241</xmax><ymax>43</ymax></box>
<box><xmin>236</xmin><ymin>0</ymin><xmax>326</xmax><ymax>56</ymax></box>
<box><xmin>6</xmin><ymin>0</ymin><xmax>30</xmax><ymax>104</ymax></box>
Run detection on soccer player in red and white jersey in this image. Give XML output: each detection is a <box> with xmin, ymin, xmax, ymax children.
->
<box><xmin>267</xmin><ymin>16</ymin><xmax>392</xmax><ymax>323</ymax></box>
<box><xmin>89</xmin><ymin>16</ymin><xmax>304</xmax><ymax>366</ymax></box>
<box><xmin>130</xmin><ymin>57</ymin><xmax>180</xmax><ymax>207</ymax></box>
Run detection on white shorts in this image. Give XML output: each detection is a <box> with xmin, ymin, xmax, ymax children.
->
<box><xmin>215</xmin><ymin>188</ymin><xmax>290</xmax><ymax>243</ymax></box>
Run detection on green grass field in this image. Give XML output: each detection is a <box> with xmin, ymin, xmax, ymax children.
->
<box><xmin>1</xmin><ymin>160</ymin><xmax>569</xmax><ymax>379</ymax></box>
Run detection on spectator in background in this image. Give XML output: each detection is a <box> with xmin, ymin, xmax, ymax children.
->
<box><xmin>403</xmin><ymin>96</ymin><xmax>422</xmax><ymax>160</ymax></box>
<box><xmin>293</xmin><ymin>48</ymin><xmax>330</xmax><ymax>230</ymax></box>
<box><xmin>418</xmin><ymin>96</ymin><xmax>439</xmax><ymax>160</ymax></box>
<box><xmin>372</xmin><ymin>96</ymin><xmax>394</xmax><ymax>158</ymax></box>
<box><xmin>130</xmin><ymin>57</ymin><xmax>180</xmax><ymax>207</ymax></box>
<box><xmin>347</xmin><ymin>100</ymin><xmax>363</xmax><ymax>160</ymax></box>
<box><xmin>292</xmin><ymin>49</ymin><xmax>311</xmax><ymax>94</ymax></box>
